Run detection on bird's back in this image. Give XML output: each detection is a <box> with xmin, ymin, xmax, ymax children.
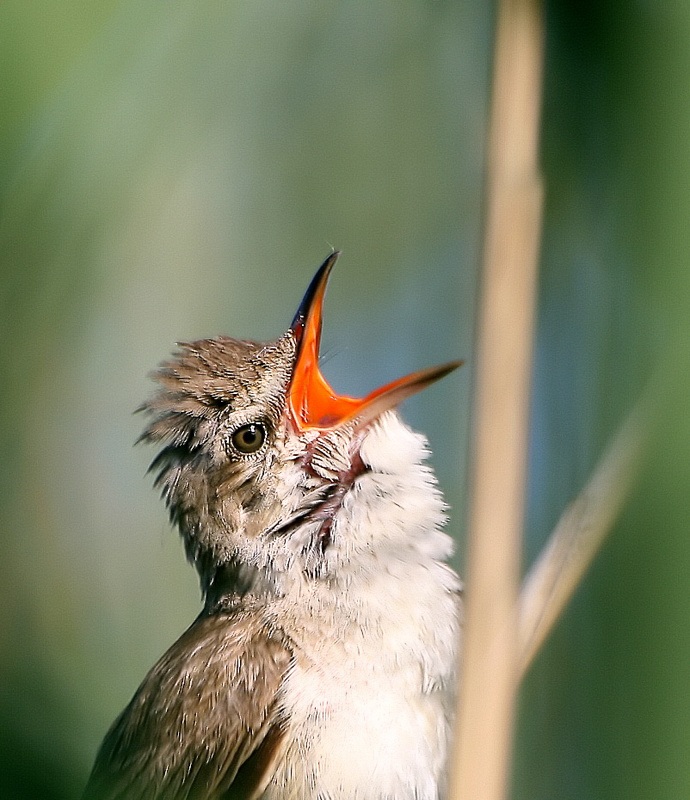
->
<box><xmin>84</xmin><ymin>605</ymin><xmax>293</xmax><ymax>800</ymax></box>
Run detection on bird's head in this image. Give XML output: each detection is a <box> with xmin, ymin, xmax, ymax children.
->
<box><xmin>140</xmin><ymin>252</ymin><xmax>460</xmax><ymax>599</ymax></box>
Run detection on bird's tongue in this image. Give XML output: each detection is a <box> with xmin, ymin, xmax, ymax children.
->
<box><xmin>288</xmin><ymin>252</ymin><xmax>460</xmax><ymax>432</ymax></box>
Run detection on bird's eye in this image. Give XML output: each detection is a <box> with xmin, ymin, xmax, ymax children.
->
<box><xmin>230</xmin><ymin>422</ymin><xmax>267</xmax><ymax>455</ymax></box>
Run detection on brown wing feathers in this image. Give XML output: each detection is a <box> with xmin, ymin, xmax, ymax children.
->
<box><xmin>84</xmin><ymin>610</ymin><xmax>292</xmax><ymax>800</ymax></box>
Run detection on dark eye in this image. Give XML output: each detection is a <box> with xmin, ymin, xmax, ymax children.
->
<box><xmin>230</xmin><ymin>422</ymin><xmax>267</xmax><ymax>454</ymax></box>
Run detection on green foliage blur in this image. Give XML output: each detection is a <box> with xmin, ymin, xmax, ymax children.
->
<box><xmin>0</xmin><ymin>2</ymin><xmax>688</xmax><ymax>798</ymax></box>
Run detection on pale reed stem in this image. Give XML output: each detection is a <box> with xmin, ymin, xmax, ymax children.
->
<box><xmin>448</xmin><ymin>1</ymin><xmax>544</xmax><ymax>799</ymax></box>
<box><xmin>519</xmin><ymin>393</ymin><xmax>649</xmax><ymax>675</ymax></box>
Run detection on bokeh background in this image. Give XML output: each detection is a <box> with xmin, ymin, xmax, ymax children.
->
<box><xmin>1</xmin><ymin>2</ymin><xmax>688</xmax><ymax>798</ymax></box>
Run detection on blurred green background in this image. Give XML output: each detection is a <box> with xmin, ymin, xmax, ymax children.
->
<box><xmin>0</xmin><ymin>2</ymin><xmax>688</xmax><ymax>798</ymax></box>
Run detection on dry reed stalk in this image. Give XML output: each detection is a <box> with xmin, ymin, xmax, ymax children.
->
<box><xmin>518</xmin><ymin>393</ymin><xmax>649</xmax><ymax>675</ymax></box>
<box><xmin>448</xmin><ymin>1</ymin><xmax>544</xmax><ymax>799</ymax></box>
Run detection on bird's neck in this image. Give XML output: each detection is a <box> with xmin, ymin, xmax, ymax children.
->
<box><xmin>202</xmin><ymin>560</ymin><xmax>279</xmax><ymax>612</ymax></box>
<box><xmin>201</xmin><ymin>413</ymin><xmax>454</xmax><ymax>612</ymax></box>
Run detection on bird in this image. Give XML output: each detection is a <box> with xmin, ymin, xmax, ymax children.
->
<box><xmin>84</xmin><ymin>251</ymin><xmax>462</xmax><ymax>800</ymax></box>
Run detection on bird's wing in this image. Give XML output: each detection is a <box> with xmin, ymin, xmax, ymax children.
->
<box><xmin>83</xmin><ymin>608</ymin><xmax>292</xmax><ymax>800</ymax></box>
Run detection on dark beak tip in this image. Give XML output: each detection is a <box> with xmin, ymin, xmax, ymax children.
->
<box><xmin>422</xmin><ymin>360</ymin><xmax>463</xmax><ymax>386</ymax></box>
<box><xmin>418</xmin><ymin>359</ymin><xmax>464</xmax><ymax>395</ymax></box>
<box><xmin>442</xmin><ymin>359</ymin><xmax>464</xmax><ymax>377</ymax></box>
<box><xmin>290</xmin><ymin>250</ymin><xmax>341</xmax><ymax>335</ymax></box>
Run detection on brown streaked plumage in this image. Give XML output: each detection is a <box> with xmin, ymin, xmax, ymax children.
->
<box><xmin>85</xmin><ymin>606</ymin><xmax>291</xmax><ymax>800</ymax></box>
<box><xmin>84</xmin><ymin>253</ymin><xmax>462</xmax><ymax>800</ymax></box>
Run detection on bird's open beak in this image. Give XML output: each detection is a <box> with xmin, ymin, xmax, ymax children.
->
<box><xmin>288</xmin><ymin>251</ymin><xmax>461</xmax><ymax>432</ymax></box>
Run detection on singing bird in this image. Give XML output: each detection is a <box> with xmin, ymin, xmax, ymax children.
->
<box><xmin>84</xmin><ymin>252</ymin><xmax>462</xmax><ymax>800</ymax></box>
